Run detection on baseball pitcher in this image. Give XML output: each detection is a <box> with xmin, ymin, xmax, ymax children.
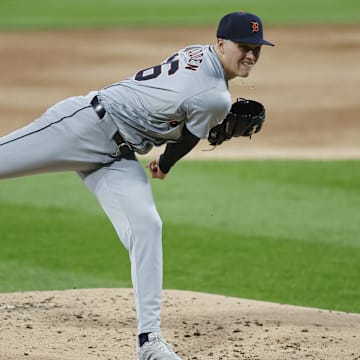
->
<box><xmin>0</xmin><ymin>12</ymin><xmax>273</xmax><ymax>360</ymax></box>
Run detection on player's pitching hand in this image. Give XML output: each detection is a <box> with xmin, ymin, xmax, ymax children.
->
<box><xmin>146</xmin><ymin>159</ymin><xmax>167</xmax><ymax>180</ymax></box>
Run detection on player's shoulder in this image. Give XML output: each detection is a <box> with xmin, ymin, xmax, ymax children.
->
<box><xmin>184</xmin><ymin>85</ymin><xmax>231</xmax><ymax>117</ymax></box>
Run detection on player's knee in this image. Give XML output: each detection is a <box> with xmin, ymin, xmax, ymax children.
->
<box><xmin>126</xmin><ymin>209</ymin><xmax>162</xmax><ymax>255</ymax></box>
<box><xmin>136</xmin><ymin>207</ymin><xmax>162</xmax><ymax>239</ymax></box>
<box><xmin>145</xmin><ymin>208</ymin><xmax>162</xmax><ymax>234</ymax></box>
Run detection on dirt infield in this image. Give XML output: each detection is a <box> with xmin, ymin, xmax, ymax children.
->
<box><xmin>0</xmin><ymin>26</ymin><xmax>359</xmax><ymax>359</ymax></box>
<box><xmin>1</xmin><ymin>289</ymin><xmax>359</xmax><ymax>360</ymax></box>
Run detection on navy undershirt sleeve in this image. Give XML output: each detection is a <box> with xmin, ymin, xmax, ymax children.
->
<box><xmin>158</xmin><ymin>125</ymin><xmax>200</xmax><ymax>174</ymax></box>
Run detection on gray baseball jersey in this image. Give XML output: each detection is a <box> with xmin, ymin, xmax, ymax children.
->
<box><xmin>98</xmin><ymin>45</ymin><xmax>232</xmax><ymax>154</ymax></box>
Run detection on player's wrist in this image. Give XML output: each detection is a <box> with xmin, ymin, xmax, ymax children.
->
<box><xmin>158</xmin><ymin>155</ymin><xmax>170</xmax><ymax>174</ymax></box>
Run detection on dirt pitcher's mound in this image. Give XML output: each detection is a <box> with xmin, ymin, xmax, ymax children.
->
<box><xmin>0</xmin><ymin>289</ymin><xmax>359</xmax><ymax>360</ymax></box>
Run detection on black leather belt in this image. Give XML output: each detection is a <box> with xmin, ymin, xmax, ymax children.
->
<box><xmin>91</xmin><ymin>95</ymin><xmax>133</xmax><ymax>157</ymax></box>
<box><xmin>91</xmin><ymin>95</ymin><xmax>106</xmax><ymax>119</ymax></box>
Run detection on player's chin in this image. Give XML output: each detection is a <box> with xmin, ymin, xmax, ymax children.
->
<box><xmin>239</xmin><ymin>72</ymin><xmax>250</xmax><ymax>78</ymax></box>
<box><xmin>229</xmin><ymin>68</ymin><xmax>250</xmax><ymax>79</ymax></box>
<box><xmin>238</xmin><ymin>67</ymin><xmax>252</xmax><ymax>77</ymax></box>
<box><xmin>238</xmin><ymin>70</ymin><xmax>251</xmax><ymax>78</ymax></box>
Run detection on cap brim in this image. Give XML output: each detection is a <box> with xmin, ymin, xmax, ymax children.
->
<box><xmin>261</xmin><ymin>39</ymin><xmax>275</xmax><ymax>46</ymax></box>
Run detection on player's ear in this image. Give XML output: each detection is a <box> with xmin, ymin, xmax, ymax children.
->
<box><xmin>216</xmin><ymin>38</ymin><xmax>226</xmax><ymax>55</ymax></box>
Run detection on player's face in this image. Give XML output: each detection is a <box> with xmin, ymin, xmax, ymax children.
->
<box><xmin>217</xmin><ymin>39</ymin><xmax>261</xmax><ymax>80</ymax></box>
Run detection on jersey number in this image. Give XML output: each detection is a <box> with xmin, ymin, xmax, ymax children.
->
<box><xmin>134</xmin><ymin>54</ymin><xmax>179</xmax><ymax>81</ymax></box>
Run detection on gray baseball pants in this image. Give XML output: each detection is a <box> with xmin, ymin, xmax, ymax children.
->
<box><xmin>0</xmin><ymin>91</ymin><xmax>162</xmax><ymax>334</ymax></box>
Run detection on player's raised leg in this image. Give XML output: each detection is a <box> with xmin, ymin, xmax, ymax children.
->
<box><xmin>0</xmin><ymin>94</ymin><xmax>115</xmax><ymax>179</ymax></box>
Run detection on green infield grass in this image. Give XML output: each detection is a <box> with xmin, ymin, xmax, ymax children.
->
<box><xmin>0</xmin><ymin>159</ymin><xmax>359</xmax><ymax>313</ymax></box>
<box><xmin>0</xmin><ymin>0</ymin><xmax>359</xmax><ymax>29</ymax></box>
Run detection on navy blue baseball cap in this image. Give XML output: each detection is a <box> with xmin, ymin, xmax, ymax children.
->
<box><xmin>217</xmin><ymin>12</ymin><xmax>274</xmax><ymax>46</ymax></box>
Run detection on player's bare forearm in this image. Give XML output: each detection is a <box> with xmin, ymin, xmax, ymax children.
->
<box><xmin>146</xmin><ymin>159</ymin><xmax>167</xmax><ymax>180</ymax></box>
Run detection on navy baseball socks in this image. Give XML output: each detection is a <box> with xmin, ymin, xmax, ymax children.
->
<box><xmin>139</xmin><ymin>333</ymin><xmax>150</xmax><ymax>347</ymax></box>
